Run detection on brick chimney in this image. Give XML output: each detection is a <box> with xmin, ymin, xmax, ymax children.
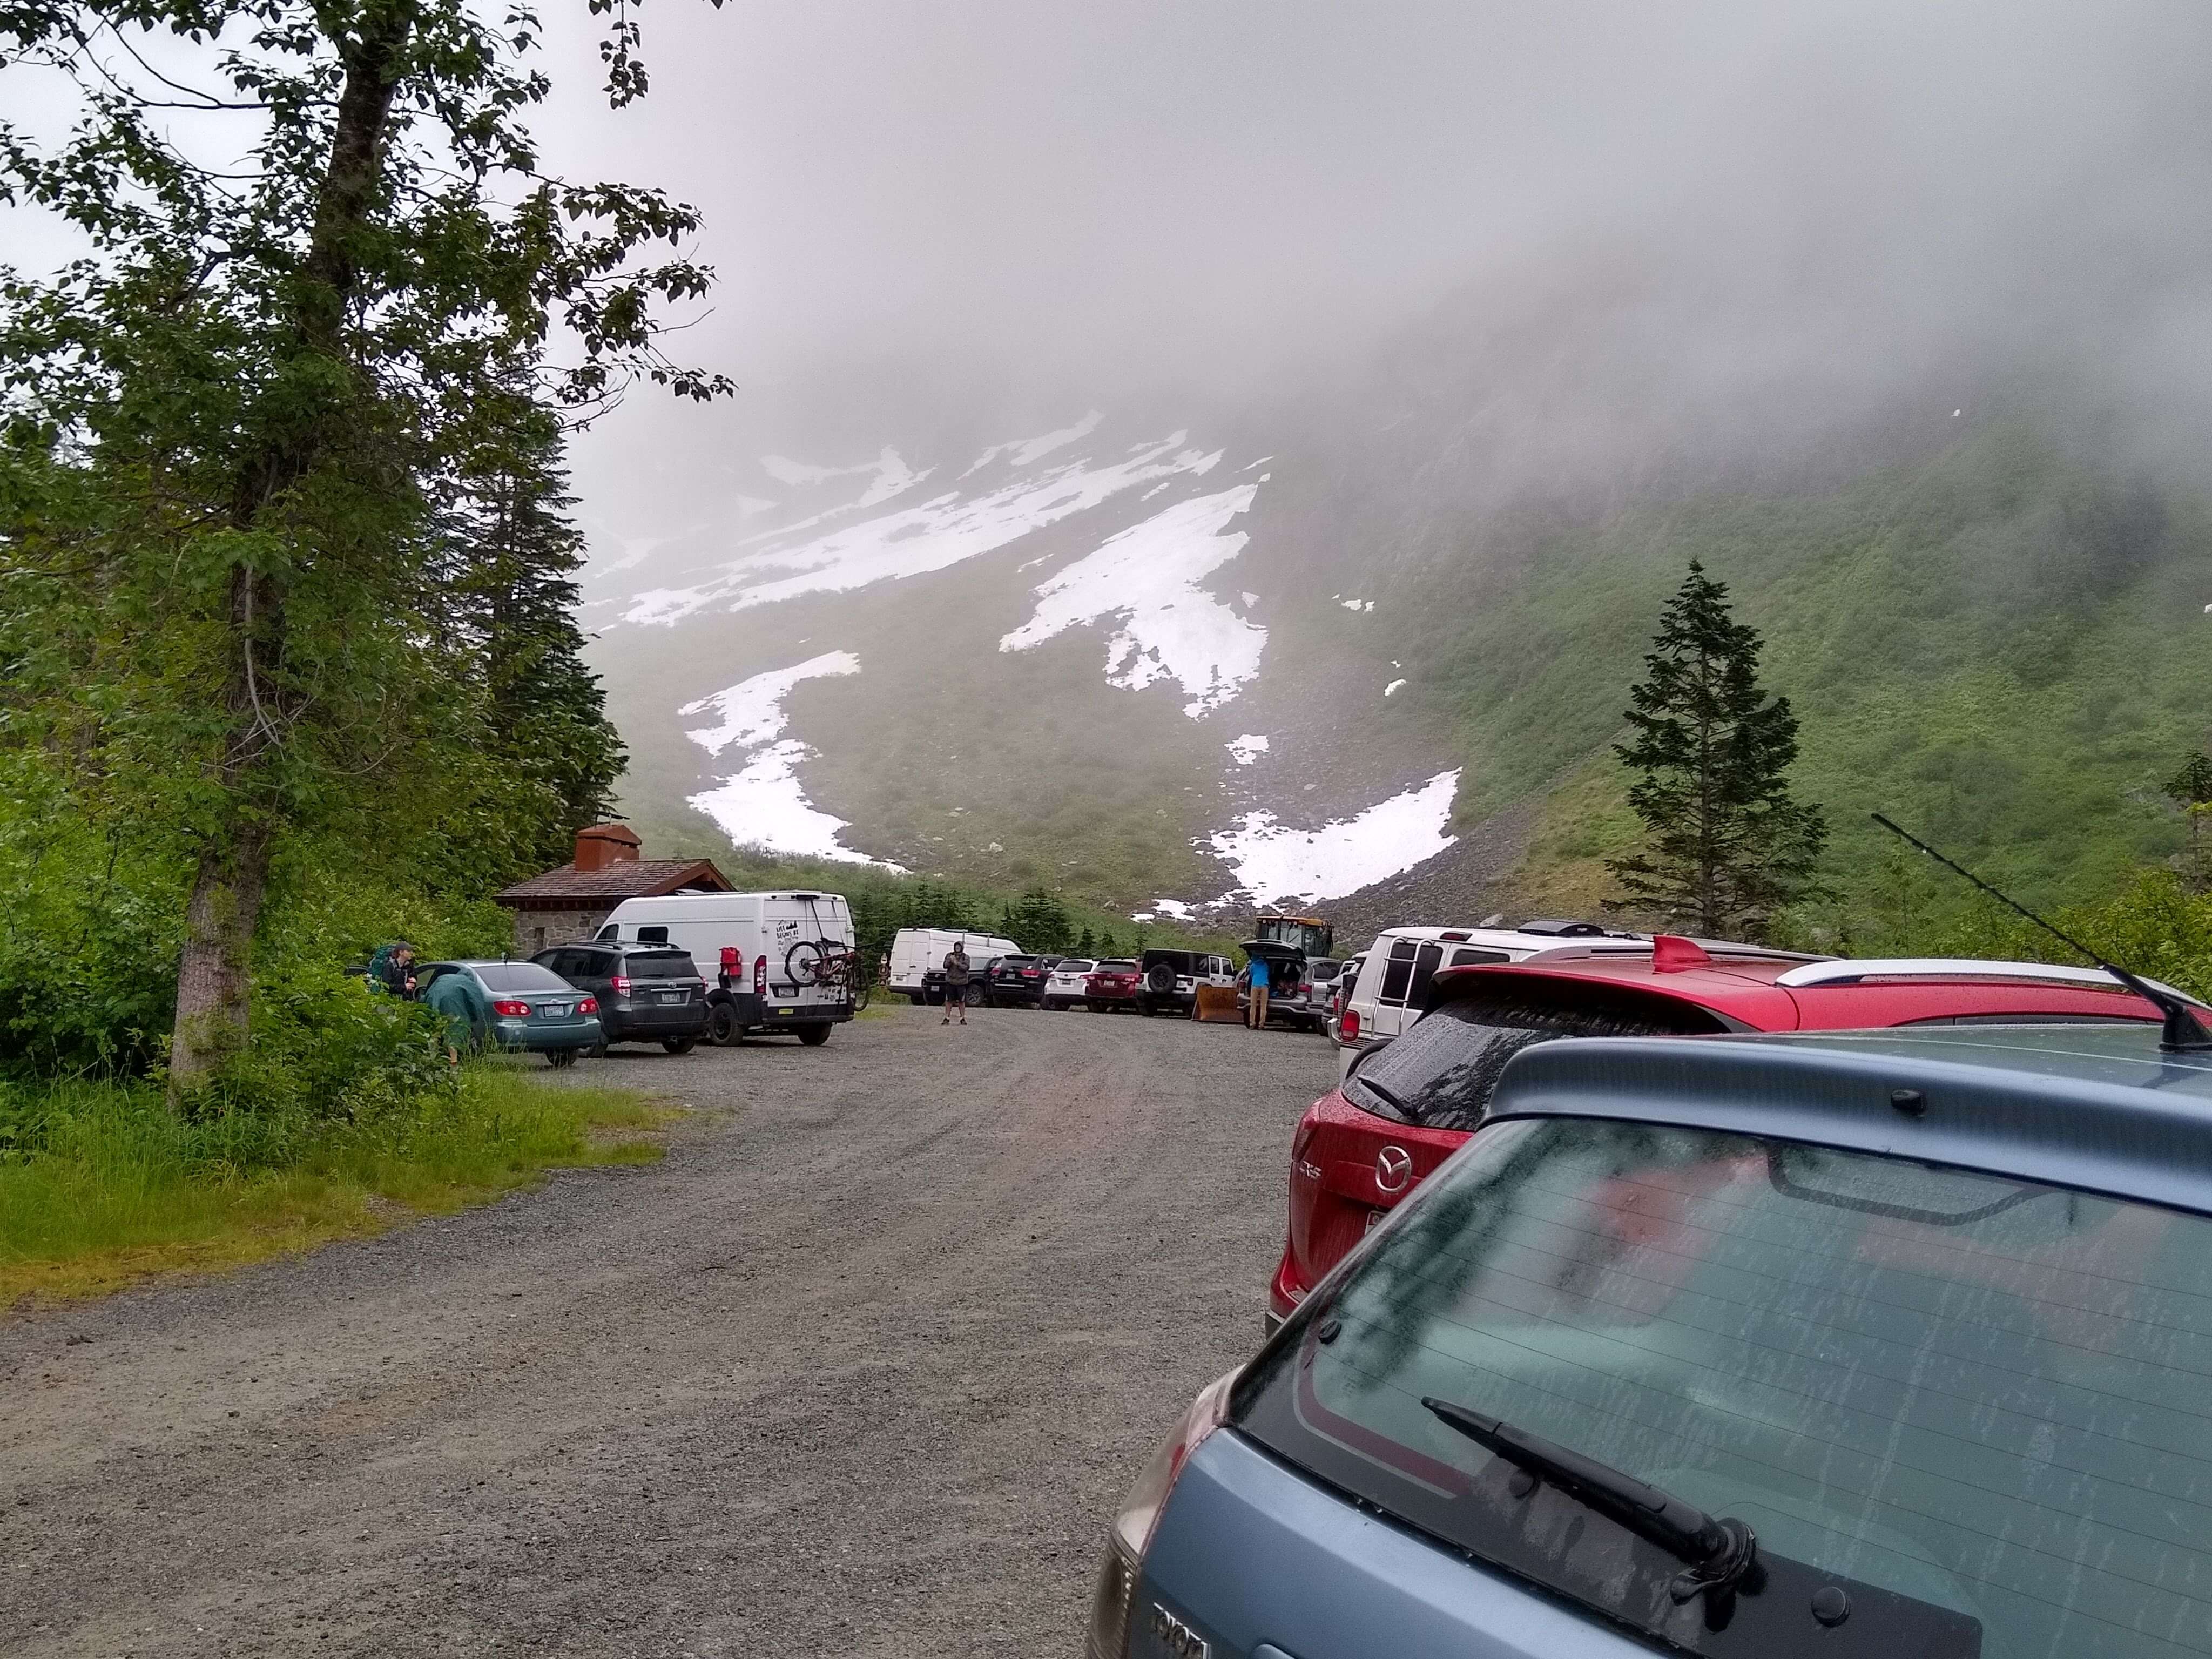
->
<box><xmin>573</xmin><ymin>822</ymin><xmax>642</xmax><ymax>873</ymax></box>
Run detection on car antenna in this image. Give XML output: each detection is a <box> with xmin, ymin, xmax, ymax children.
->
<box><xmin>1870</xmin><ymin>812</ymin><xmax>2212</xmax><ymax>1052</ymax></box>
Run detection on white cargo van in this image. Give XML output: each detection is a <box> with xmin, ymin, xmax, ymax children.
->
<box><xmin>597</xmin><ymin>892</ymin><xmax>857</xmax><ymax>1046</ymax></box>
<box><xmin>888</xmin><ymin>926</ymin><xmax>1022</xmax><ymax>1006</ymax></box>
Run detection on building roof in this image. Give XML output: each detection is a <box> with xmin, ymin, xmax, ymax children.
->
<box><xmin>1489</xmin><ymin>1023</ymin><xmax>2212</xmax><ymax>1218</ymax></box>
<box><xmin>494</xmin><ymin>858</ymin><xmax>732</xmax><ymax>908</ymax></box>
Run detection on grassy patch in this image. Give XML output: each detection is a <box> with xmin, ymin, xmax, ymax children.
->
<box><xmin>0</xmin><ymin>1065</ymin><xmax>669</xmax><ymax>1307</ymax></box>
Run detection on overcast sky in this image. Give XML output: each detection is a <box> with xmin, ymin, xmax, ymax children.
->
<box><xmin>539</xmin><ymin>0</ymin><xmax>2212</xmax><ymax>435</ymax></box>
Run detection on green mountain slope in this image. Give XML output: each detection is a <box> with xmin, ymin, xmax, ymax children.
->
<box><xmin>1398</xmin><ymin>425</ymin><xmax>2212</xmax><ymax>933</ymax></box>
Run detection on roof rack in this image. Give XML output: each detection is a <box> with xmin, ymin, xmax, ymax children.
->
<box><xmin>1520</xmin><ymin>939</ymin><xmax>1826</xmax><ymax>964</ymax></box>
<box><xmin>1773</xmin><ymin>957</ymin><xmax>2207</xmax><ymax>1006</ymax></box>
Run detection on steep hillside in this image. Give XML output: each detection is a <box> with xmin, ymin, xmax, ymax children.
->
<box><xmin>580</xmin><ymin>380</ymin><xmax>2212</xmax><ymax>942</ymax></box>
<box><xmin>1377</xmin><ymin>424</ymin><xmax>2212</xmax><ymax>935</ymax></box>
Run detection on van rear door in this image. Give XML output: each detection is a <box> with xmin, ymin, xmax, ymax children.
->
<box><xmin>760</xmin><ymin>893</ymin><xmax>854</xmax><ymax>1009</ymax></box>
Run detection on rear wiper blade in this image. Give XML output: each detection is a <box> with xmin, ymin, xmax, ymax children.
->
<box><xmin>1353</xmin><ymin>1075</ymin><xmax>1421</xmax><ymax>1123</ymax></box>
<box><xmin>1423</xmin><ymin>1397</ymin><xmax>1763</xmax><ymax>1627</ymax></box>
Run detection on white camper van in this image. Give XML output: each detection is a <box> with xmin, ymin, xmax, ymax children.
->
<box><xmin>887</xmin><ymin>926</ymin><xmax>1022</xmax><ymax>1006</ymax></box>
<box><xmin>597</xmin><ymin>892</ymin><xmax>857</xmax><ymax>1046</ymax></box>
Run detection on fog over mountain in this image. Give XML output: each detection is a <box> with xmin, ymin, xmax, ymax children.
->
<box><xmin>550</xmin><ymin>0</ymin><xmax>2212</xmax><ymax>916</ymax></box>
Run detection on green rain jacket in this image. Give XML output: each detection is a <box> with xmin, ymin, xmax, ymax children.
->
<box><xmin>424</xmin><ymin>970</ymin><xmax>495</xmax><ymax>1053</ymax></box>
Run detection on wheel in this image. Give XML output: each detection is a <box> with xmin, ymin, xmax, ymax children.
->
<box><xmin>852</xmin><ymin>980</ymin><xmax>872</xmax><ymax>1013</ymax></box>
<box><xmin>909</xmin><ymin>991</ymin><xmax>930</xmax><ymax>1007</ymax></box>
<box><xmin>798</xmin><ymin>1024</ymin><xmax>832</xmax><ymax>1047</ymax></box>
<box><xmin>709</xmin><ymin>1002</ymin><xmax>745</xmax><ymax>1046</ymax></box>
<box><xmin>962</xmin><ymin>983</ymin><xmax>984</xmax><ymax>1007</ymax></box>
<box><xmin>546</xmin><ymin>1047</ymin><xmax>578</xmax><ymax>1069</ymax></box>
<box><xmin>1139</xmin><ymin>1001</ymin><xmax>1156</xmax><ymax>1017</ymax></box>
<box><xmin>662</xmin><ymin>1036</ymin><xmax>697</xmax><ymax>1055</ymax></box>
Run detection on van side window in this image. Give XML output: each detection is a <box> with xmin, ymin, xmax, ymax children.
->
<box><xmin>1378</xmin><ymin>940</ymin><xmax>1420</xmax><ymax>1006</ymax></box>
<box><xmin>1451</xmin><ymin>947</ymin><xmax>1511</xmax><ymax>967</ymax></box>
<box><xmin>595</xmin><ymin>923</ymin><xmax>617</xmax><ymax>941</ymax></box>
<box><xmin>638</xmin><ymin>926</ymin><xmax>669</xmax><ymax>945</ymax></box>
<box><xmin>1412</xmin><ymin>942</ymin><xmax>1445</xmax><ymax>996</ymax></box>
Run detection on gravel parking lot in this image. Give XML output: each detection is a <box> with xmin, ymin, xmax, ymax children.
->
<box><xmin>1</xmin><ymin>1005</ymin><xmax>1330</xmax><ymax>1658</ymax></box>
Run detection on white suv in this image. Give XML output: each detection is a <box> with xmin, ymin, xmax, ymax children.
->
<box><xmin>1332</xmin><ymin>919</ymin><xmax>1645</xmax><ymax>1077</ymax></box>
<box><xmin>1041</xmin><ymin>959</ymin><xmax>1096</xmax><ymax>1009</ymax></box>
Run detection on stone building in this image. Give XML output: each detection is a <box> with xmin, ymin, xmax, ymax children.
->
<box><xmin>494</xmin><ymin>825</ymin><xmax>734</xmax><ymax>954</ymax></box>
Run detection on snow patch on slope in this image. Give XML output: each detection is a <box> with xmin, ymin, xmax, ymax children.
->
<box><xmin>962</xmin><ymin>411</ymin><xmax>1105</xmax><ymax>476</ymax></box>
<box><xmin>676</xmin><ymin>652</ymin><xmax>898</xmax><ymax>868</ymax></box>
<box><xmin>1209</xmin><ymin>771</ymin><xmax>1460</xmax><ymax>904</ymax></box>
<box><xmin>1227</xmin><ymin>733</ymin><xmax>1270</xmax><ymax>766</ymax></box>
<box><xmin>997</xmin><ymin>484</ymin><xmax>1265</xmax><ymax>717</ymax></box>
<box><xmin>679</xmin><ymin>651</ymin><xmax>860</xmax><ymax>757</ymax></box>
<box><xmin>628</xmin><ymin>433</ymin><xmax>1220</xmax><ymax>625</ymax></box>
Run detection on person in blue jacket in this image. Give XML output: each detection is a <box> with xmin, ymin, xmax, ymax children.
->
<box><xmin>1245</xmin><ymin>952</ymin><xmax>1271</xmax><ymax>1029</ymax></box>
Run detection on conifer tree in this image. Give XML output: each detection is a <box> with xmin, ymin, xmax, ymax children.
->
<box><xmin>2164</xmin><ymin>752</ymin><xmax>2212</xmax><ymax>892</ymax></box>
<box><xmin>1607</xmin><ymin>561</ymin><xmax>1826</xmax><ymax>938</ymax></box>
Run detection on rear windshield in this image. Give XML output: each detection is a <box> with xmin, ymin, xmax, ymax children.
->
<box><xmin>626</xmin><ymin>952</ymin><xmax>698</xmax><ymax>980</ymax></box>
<box><xmin>472</xmin><ymin>963</ymin><xmax>570</xmax><ymax>993</ymax></box>
<box><xmin>1056</xmin><ymin>960</ymin><xmax>1096</xmax><ymax>974</ymax></box>
<box><xmin>1235</xmin><ymin>1118</ymin><xmax>2212</xmax><ymax>1658</ymax></box>
<box><xmin>1094</xmin><ymin>960</ymin><xmax>1137</xmax><ymax>973</ymax></box>
<box><xmin>997</xmin><ymin>956</ymin><xmax>1039</xmax><ymax>967</ymax></box>
<box><xmin>1346</xmin><ymin>984</ymin><xmax>1718</xmax><ymax>1132</ymax></box>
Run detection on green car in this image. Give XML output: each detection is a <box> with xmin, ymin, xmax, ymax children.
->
<box><xmin>419</xmin><ymin>960</ymin><xmax>602</xmax><ymax>1067</ymax></box>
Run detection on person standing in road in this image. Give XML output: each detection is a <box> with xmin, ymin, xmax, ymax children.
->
<box><xmin>1246</xmin><ymin>952</ymin><xmax>1271</xmax><ymax>1030</ymax></box>
<box><xmin>941</xmin><ymin>941</ymin><xmax>971</xmax><ymax>1026</ymax></box>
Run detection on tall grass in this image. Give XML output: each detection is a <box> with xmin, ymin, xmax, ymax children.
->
<box><xmin>0</xmin><ymin>1064</ymin><xmax>665</xmax><ymax>1304</ymax></box>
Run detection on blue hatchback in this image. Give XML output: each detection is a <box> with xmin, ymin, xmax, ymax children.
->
<box><xmin>1086</xmin><ymin>1023</ymin><xmax>2212</xmax><ymax>1659</ymax></box>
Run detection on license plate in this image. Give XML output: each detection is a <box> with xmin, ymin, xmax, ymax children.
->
<box><xmin>544</xmin><ymin>1003</ymin><xmax>571</xmax><ymax>1017</ymax></box>
<box><xmin>777</xmin><ymin>1007</ymin><xmax>797</xmax><ymax>1016</ymax></box>
<box><xmin>657</xmin><ymin>991</ymin><xmax>684</xmax><ymax>1003</ymax></box>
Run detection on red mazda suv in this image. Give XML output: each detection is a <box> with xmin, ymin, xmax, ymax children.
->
<box><xmin>1267</xmin><ymin>938</ymin><xmax>2175</xmax><ymax>1330</ymax></box>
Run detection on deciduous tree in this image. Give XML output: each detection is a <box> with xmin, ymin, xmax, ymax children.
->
<box><xmin>0</xmin><ymin>0</ymin><xmax>729</xmax><ymax>1088</ymax></box>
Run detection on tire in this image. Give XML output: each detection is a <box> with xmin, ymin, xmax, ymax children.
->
<box><xmin>709</xmin><ymin>1002</ymin><xmax>745</xmax><ymax>1046</ymax></box>
<box><xmin>909</xmin><ymin>991</ymin><xmax>930</xmax><ymax>1007</ymax></box>
<box><xmin>546</xmin><ymin>1047</ymin><xmax>578</xmax><ymax>1069</ymax></box>
<box><xmin>798</xmin><ymin>1024</ymin><xmax>831</xmax><ymax>1047</ymax></box>
<box><xmin>662</xmin><ymin>1036</ymin><xmax>697</xmax><ymax>1055</ymax></box>
<box><xmin>962</xmin><ymin>983</ymin><xmax>984</xmax><ymax>1007</ymax></box>
<box><xmin>1139</xmin><ymin>1001</ymin><xmax>1156</xmax><ymax>1017</ymax></box>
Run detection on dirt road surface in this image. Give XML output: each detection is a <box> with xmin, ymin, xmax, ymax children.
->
<box><xmin>1</xmin><ymin>1006</ymin><xmax>1331</xmax><ymax>1657</ymax></box>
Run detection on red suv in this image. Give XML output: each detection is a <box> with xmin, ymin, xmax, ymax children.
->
<box><xmin>1268</xmin><ymin>939</ymin><xmax>2172</xmax><ymax>1330</ymax></box>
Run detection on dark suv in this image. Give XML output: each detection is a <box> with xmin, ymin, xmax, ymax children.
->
<box><xmin>533</xmin><ymin>942</ymin><xmax>709</xmax><ymax>1053</ymax></box>
<box><xmin>983</xmin><ymin>954</ymin><xmax>1051</xmax><ymax>1007</ymax></box>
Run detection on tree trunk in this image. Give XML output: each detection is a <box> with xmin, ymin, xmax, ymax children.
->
<box><xmin>170</xmin><ymin>822</ymin><xmax>273</xmax><ymax>1084</ymax></box>
<box><xmin>166</xmin><ymin>6</ymin><xmax>413</xmax><ymax>1097</ymax></box>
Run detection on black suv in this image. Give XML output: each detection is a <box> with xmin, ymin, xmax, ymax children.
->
<box><xmin>534</xmin><ymin>942</ymin><xmax>709</xmax><ymax>1053</ymax></box>
<box><xmin>983</xmin><ymin>954</ymin><xmax>1051</xmax><ymax>1007</ymax></box>
<box><xmin>1137</xmin><ymin>947</ymin><xmax>1235</xmax><ymax>1017</ymax></box>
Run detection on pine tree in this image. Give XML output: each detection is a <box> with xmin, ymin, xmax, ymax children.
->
<box><xmin>441</xmin><ymin>397</ymin><xmax>627</xmax><ymax>873</ymax></box>
<box><xmin>1606</xmin><ymin>561</ymin><xmax>1827</xmax><ymax>939</ymax></box>
<box><xmin>2164</xmin><ymin>752</ymin><xmax>2212</xmax><ymax>892</ymax></box>
<box><xmin>1097</xmin><ymin>929</ymin><xmax>1120</xmax><ymax>957</ymax></box>
<box><xmin>1075</xmin><ymin>927</ymin><xmax>1096</xmax><ymax>957</ymax></box>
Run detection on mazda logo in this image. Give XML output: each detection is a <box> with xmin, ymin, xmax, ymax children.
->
<box><xmin>1376</xmin><ymin>1144</ymin><xmax>1413</xmax><ymax>1193</ymax></box>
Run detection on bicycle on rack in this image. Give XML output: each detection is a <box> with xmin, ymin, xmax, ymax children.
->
<box><xmin>785</xmin><ymin>938</ymin><xmax>872</xmax><ymax>1012</ymax></box>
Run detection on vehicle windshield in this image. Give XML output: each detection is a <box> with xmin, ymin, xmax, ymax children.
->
<box><xmin>473</xmin><ymin>963</ymin><xmax>569</xmax><ymax>993</ymax></box>
<box><xmin>1234</xmin><ymin>1117</ymin><xmax>2212</xmax><ymax>1657</ymax></box>
<box><xmin>626</xmin><ymin>952</ymin><xmax>698</xmax><ymax>980</ymax></box>
<box><xmin>1345</xmin><ymin>983</ymin><xmax>1720</xmax><ymax>1131</ymax></box>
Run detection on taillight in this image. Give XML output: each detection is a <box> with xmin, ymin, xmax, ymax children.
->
<box><xmin>493</xmin><ymin>1000</ymin><xmax>530</xmax><ymax>1017</ymax></box>
<box><xmin>1340</xmin><ymin>1007</ymin><xmax>1361</xmax><ymax>1040</ymax></box>
<box><xmin>754</xmin><ymin>956</ymin><xmax>767</xmax><ymax>994</ymax></box>
<box><xmin>577</xmin><ymin>997</ymin><xmax>598</xmax><ymax>1015</ymax></box>
<box><xmin>1087</xmin><ymin>1372</ymin><xmax>1237</xmax><ymax>1657</ymax></box>
<box><xmin>610</xmin><ymin>975</ymin><xmax>632</xmax><ymax>997</ymax></box>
